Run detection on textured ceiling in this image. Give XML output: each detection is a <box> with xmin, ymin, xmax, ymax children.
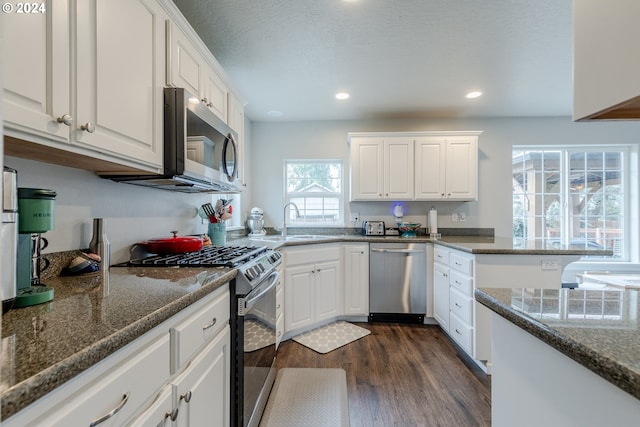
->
<box><xmin>172</xmin><ymin>0</ymin><xmax>573</xmax><ymax>122</ymax></box>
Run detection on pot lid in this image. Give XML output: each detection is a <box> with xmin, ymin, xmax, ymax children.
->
<box><xmin>145</xmin><ymin>231</ymin><xmax>202</xmax><ymax>243</ymax></box>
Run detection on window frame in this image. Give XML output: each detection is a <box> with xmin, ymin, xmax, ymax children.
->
<box><xmin>283</xmin><ymin>159</ymin><xmax>345</xmax><ymax>228</ymax></box>
<box><xmin>512</xmin><ymin>145</ymin><xmax>631</xmax><ymax>263</ymax></box>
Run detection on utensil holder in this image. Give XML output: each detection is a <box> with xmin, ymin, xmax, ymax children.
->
<box><xmin>208</xmin><ymin>222</ymin><xmax>227</xmax><ymax>246</ymax></box>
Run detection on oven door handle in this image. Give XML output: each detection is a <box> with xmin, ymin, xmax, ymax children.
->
<box><xmin>244</xmin><ymin>271</ymin><xmax>279</xmax><ymax>309</ymax></box>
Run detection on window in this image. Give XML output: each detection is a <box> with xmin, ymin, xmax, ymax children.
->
<box><xmin>512</xmin><ymin>147</ymin><xmax>627</xmax><ymax>259</ymax></box>
<box><xmin>284</xmin><ymin>160</ymin><xmax>343</xmax><ymax>226</ymax></box>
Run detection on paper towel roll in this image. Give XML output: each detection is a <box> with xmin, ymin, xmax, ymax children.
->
<box><xmin>429</xmin><ymin>209</ymin><xmax>438</xmax><ymax>234</ymax></box>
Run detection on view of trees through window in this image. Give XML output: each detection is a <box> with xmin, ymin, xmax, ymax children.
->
<box><xmin>285</xmin><ymin>160</ymin><xmax>343</xmax><ymax>225</ymax></box>
<box><xmin>512</xmin><ymin>148</ymin><xmax>625</xmax><ymax>258</ymax></box>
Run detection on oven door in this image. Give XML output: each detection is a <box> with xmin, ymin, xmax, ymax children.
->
<box><xmin>242</xmin><ymin>271</ymin><xmax>278</xmax><ymax>427</ymax></box>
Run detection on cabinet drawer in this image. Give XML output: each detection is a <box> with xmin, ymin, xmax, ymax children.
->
<box><xmin>285</xmin><ymin>244</ymin><xmax>340</xmax><ymax>266</ymax></box>
<box><xmin>171</xmin><ymin>288</ymin><xmax>230</xmax><ymax>371</ymax></box>
<box><xmin>449</xmin><ymin>314</ymin><xmax>473</xmax><ymax>355</ymax></box>
<box><xmin>450</xmin><ymin>252</ymin><xmax>474</xmax><ymax>275</ymax></box>
<box><xmin>449</xmin><ymin>270</ymin><xmax>473</xmax><ymax>296</ymax></box>
<box><xmin>449</xmin><ymin>289</ymin><xmax>473</xmax><ymax>324</ymax></box>
<box><xmin>44</xmin><ymin>335</ymin><xmax>170</xmax><ymax>427</ymax></box>
<box><xmin>434</xmin><ymin>247</ymin><xmax>450</xmax><ymax>264</ymax></box>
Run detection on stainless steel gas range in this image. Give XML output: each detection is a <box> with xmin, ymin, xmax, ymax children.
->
<box><xmin>120</xmin><ymin>244</ymin><xmax>282</xmax><ymax>427</ymax></box>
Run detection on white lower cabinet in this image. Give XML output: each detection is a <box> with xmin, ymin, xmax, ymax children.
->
<box><xmin>432</xmin><ymin>245</ymin><xmax>476</xmax><ymax>359</ymax></box>
<box><xmin>433</xmin><ymin>260</ymin><xmax>450</xmax><ymax>330</ymax></box>
<box><xmin>171</xmin><ymin>326</ymin><xmax>230</xmax><ymax>427</ymax></box>
<box><xmin>342</xmin><ymin>244</ymin><xmax>369</xmax><ymax>316</ymax></box>
<box><xmin>283</xmin><ymin>244</ymin><xmax>341</xmax><ymax>334</ymax></box>
<box><xmin>2</xmin><ymin>285</ymin><xmax>231</xmax><ymax>427</ymax></box>
<box><xmin>275</xmin><ymin>265</ymin><xmax>284</xmax><ymax>348</ymax></box>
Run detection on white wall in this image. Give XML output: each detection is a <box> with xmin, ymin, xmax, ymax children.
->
<box><xmin>250</xmin><ymin>116</ymin><xmax>640</xmax><ymax>252</ymax></box>
<box><xmin>4</xmin><ymin>156</ymin><xmax>215</xmax><ymax>264</ymax></box>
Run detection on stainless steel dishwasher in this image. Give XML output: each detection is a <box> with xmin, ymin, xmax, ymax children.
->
<box><xmin>369</xmin><ymin>242</ymin><xmax>426</xmax><ymax>323</ymax></box>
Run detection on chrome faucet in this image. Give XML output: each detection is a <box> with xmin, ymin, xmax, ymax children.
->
<box><xmin>282</xmin><ymin>202</ymin><xmax>300</xmax><ymax>237</ymax></box>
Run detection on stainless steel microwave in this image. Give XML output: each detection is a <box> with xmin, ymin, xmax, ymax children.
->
<box><xmin>103</xmin><ymin>88</ymin><xmax>242</xmax><ymax>193</ymax></box>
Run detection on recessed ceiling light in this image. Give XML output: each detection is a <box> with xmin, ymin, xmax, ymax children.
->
<box><xmin>335</xmin><ymin>92</ymin><xmax>350</xmax><ymax>100</ymax></box>
<box><xmin>466</xmin><ymin>91</ymin><xmax>482</xmax><ymax>99</ymax></box>
<box><xmin>267</xmin><ymin>110</ymin><xmax>283</xmax><ymax>117</ymax></box>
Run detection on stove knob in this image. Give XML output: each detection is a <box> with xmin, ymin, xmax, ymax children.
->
<box><xmin>257</xmin><ymin>264</ymin><xmax>265</xmax><ymax>274</ymax></box>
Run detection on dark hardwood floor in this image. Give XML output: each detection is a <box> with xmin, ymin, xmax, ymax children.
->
<box><xmin>275</xmin><ymin>323</ymin><xmax>491</xmax><ymax>427</ymax></box>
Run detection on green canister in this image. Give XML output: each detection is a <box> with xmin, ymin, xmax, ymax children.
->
<box><xmin>18</xmin><ymin>188</ymin><xmax>57</xmax><ymax>233</ymax></box>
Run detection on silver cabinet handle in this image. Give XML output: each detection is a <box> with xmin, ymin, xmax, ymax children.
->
<box><xmin>89</xmin><ymin>393</ymin><xmax>129</xmax><ymax>426</ymax></box>
<box><xmin>276</xmin><ymin>304</ymin><xmax>281</xmax><ymax>310</ymax></box>
<box><xmin>201</xmin><ymin>97</ymin><xmax>208</xmax><ymax>103</ymax></box>
<box><xmin>203</xmin><ymin>318</ymin><xmax>217</xmax><ymax>331</ymax></box>
<box><xmin>180</xmin><ymin>390</ymin><xmax>192</xmax><ymax>403</ymax></box>
<box><xmin>455</xmin><ymin>303</ymin><xmax>462</xmax><ymax>308</ymax></box>
<box><xmin>165</xmin><ymin>408</ymin><xmax>179</xmax><ymax>421</ymax></box>
<box><xmin>455</xmin><ymin>329</ymin><xmax>462</xmax><ymax>335</ymax></box>
<box><xmin>81</xmin><ymin>122</ymin><xmax>96</xmax><ymax>133</ymax></box>
<box><xmin>56</xmin><ymin>114</ymin><xmax>72</xmax><ymax>126</ymax></box>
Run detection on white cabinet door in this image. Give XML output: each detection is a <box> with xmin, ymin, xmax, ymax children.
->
<box><xmin>433</xmin><ymin>261</ymin><xmax>450</xmax><ymax>331</ymax></box>
<box><xmin>314</xmin><ymin>260</ymin><xmax>341</xmax><ymax>323</ymax></box>
<box><xmin>173</xmin><ymin>326</ymin><xmax>230</xmax><ymax>427</ymax></box>
<box><xmin>202</xmin><ymin>69</ymin><xmax>228</xmax><ymax>122</ymax></box>
<box><xmin>384</xmin><ymin>137</ymin><xmax>414</xmax><ymax>200</ymax></box>
<box><xmin>350</xmin><ymin>137</ymin><xmax>384</xmax><ymax>200</ymax></box>
<box><xmin>414</xmin><ymin>137</ymin><xmax>446</xmax><ymax>200</ymax></box>
<box><xmin>414</xmin><ymin>136</ymin><xmax>478</xmax><ymax>201</ymax></box>
<box><xmin>167</xmin><ymin>21</ymin><xmax>205</xmax><ymax>98</ymax></box>
<box><xmin>3</xmin><ymin>0</ymin><xmax>70</xmax><ymax>144</ymax></box>
<box><xmin>573</xmin><ymin>1</ymin><xmax>640</xmax><ymax>120</ymax></box>
<box><xmin>284</xmin><ymin>264</ymin><xmax>315</xmax><ymax>332</ymax></box>
<box><xmin>445</xmin><ymin>137</ymin><xmax>477</xmax><ymax>200</ymax></box>
<box><xmin>74</xmin><ymin>0</ymin><xmax>164</xmax><ymax>170</ymax></box>
<box><xmin>342</xmin><ymin>244</ymin><xmax>369</xmax><ymax>316</ymax></box>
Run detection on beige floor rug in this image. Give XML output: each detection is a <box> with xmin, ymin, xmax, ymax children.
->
<box><xmin>259</xmin><ymin>368</ymin><xmax>350</xmax><ymax>427</ymax></box>
<box><xmin>292</xmin><ymin>321</ymin><xmax>371</xmax><ymax>354</ymax></box>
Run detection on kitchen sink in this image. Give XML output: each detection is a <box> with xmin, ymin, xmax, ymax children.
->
<box><xmin>250</xmin><ymin>234</ymin><xmax>338</xmax><ymax>242</ymax></box>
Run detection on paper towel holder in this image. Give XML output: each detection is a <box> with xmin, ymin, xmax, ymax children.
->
<box><xmin>429</xmin><ymin>206</ymin><xmax>441</xmax><ymax>240</ymax></box>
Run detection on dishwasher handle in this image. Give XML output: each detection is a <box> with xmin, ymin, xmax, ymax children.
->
<box><xmin>371</xmin><ymin>248</ymin><xmax>425</xmax><ymax>254</ymax></box>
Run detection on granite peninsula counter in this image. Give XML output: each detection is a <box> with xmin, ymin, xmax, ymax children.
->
<box><xmin>0</xmin><ymin>266</ymin><xmax>236</xmax><ymax>421</ymax></box>
<box><xmin>476</xmin><ymin>287</ymin><xmax>640</xmax><ymax>426</ymax></box>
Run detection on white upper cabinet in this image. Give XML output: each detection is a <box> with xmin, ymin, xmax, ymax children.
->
<box><xmin>349</xmin><ymin>131</ymin><xmax>480</xmax><ymax>202</ymax></box>
<box><xmin>414</xmin><ymin>135</ymin><xmax>479</xmax><ymax>201</ymax></box>
<box><xmin>167</xmin><ymin>22</ymin><xmax>229</xmax><ymax>124</ymax></box>
<box><xmin>3</xmin><ymin>0</ymin><xmax>166</xmax><ymax>172</ymax></box>
<box><xmin>3</xmin><ymin>0</ymin><xmax>69</xmax><ymax>144</ymax></box>
<box><xmin>349</xmin><ymin>135</ymin><xmax>414</xmax><ymax>201</ymax></box>
<box><xmin>74</xmin><ymin>0</ymin><xmax>165</xmax><ymax>169</ymax></box>
<box><xmin>573</xmin><ymin>1</ymin><xmax>640</xmax><ymax>120</ymax></box>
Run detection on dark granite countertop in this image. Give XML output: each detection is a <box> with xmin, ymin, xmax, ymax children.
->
<box><xmin>230</xmin><ymin>233</ymin><xmax>612</xmax><ymax>256</ymax></box>
<box><xmin>0</xmin><ymin>266</ymin><xmax>236</xmax><ymax>420</ymax></box>
<box><xmin>475</xmin><ymin>287</ymin><xmax>640</xmax><ymax>400</ymax></box>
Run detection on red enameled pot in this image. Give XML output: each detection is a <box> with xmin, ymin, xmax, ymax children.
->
<box><xmin>137</xmin><ymin>232</ymin><xmax>203</xmax><ymax>254</ymax></box>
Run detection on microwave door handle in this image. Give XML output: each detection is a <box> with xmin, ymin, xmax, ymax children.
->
<box><xmin>244</xmin><ymin>272</ymin><xmax>279</xmax><ymax>308</ymax></box>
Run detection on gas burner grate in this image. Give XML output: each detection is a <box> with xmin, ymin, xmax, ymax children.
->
<box><xmin>128</xmin><ymin>245</ymin><xmax>267</xmax><ymax>268</ymax></box>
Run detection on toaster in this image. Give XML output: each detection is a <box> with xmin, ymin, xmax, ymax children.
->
<box><xmin>362</xmin><ymin>221</ymin><xmax>385</xmax><ymax>236</ymax></box>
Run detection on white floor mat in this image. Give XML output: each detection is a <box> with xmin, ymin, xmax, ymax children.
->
<box><xmin>259</xmin><ymin>368</ymin><xmax>350</xmax><ymax>427</ymax></box>
<box><xmin>292</xmin><ymin>321</ymin><xmax>370</xmax><ymax>354</ymax></box>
